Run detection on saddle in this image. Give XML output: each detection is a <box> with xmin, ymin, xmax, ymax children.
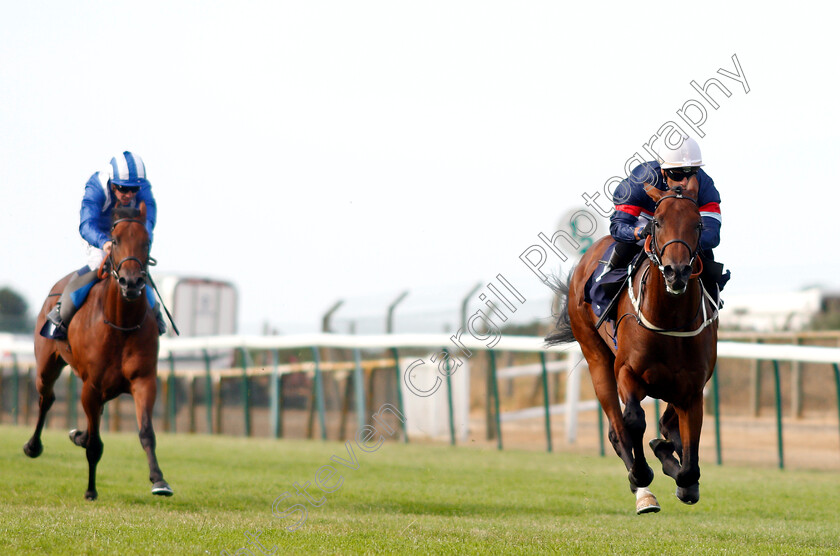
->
<box><xmin>585</xmin><ymin>243</ymin><xmax>646</xmax><ymax>328</ymax></box>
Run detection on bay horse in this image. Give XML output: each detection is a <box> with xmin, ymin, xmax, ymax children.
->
<box><xmin>25</xmin><ymin>203</ymin><xmax>173</xmax><ymax>500</ymax></box>
<box><xmin>546</xmin><ymin>181</ymin><xmax>718</xmax><ymax>514</ymax></box>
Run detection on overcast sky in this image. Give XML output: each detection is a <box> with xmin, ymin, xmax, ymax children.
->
<box><xmin>2</xmin><ymin>2</ymin><xmax>838</xmax><ymax>334</ymax></box>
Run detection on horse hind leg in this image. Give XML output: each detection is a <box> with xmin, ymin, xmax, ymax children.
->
<box><xmin>24</xmin><ymin>352</ymin><xmax>65</xmax><ymax>458</ymax></box>
<box><xmin>132</xmin><ymin>377</ymin><xmax>173</xmax><ymax>496</ymax></box>
<box><xmin>650</xmin><ymin>402</ymin><xmax>702</xmax><ymax>505</ymax></box>
<box><xmin>650</xmin><ymin>403</ymin><xmax>682</xmax><ymax>480</ymax></box>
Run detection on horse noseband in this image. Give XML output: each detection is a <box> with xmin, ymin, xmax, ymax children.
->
<box><xmin>108</xmin><ymin>218</ymin><xmax>149</xmax><ymax>292</ymax></box>
<box><xmin>647</xmin><ymin>189</ymin><xmax>701</xmax><ymax>275</ymax></box>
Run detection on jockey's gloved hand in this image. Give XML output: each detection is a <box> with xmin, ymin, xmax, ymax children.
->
<box><xmin>635</xmin><ymin>220</ymin><xmax>653</xmax><ymax>240</ymax></box>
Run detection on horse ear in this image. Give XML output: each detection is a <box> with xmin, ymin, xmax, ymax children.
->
<box><xmin>643</xmin><ymin>182</ymin><xmax>663</xmax><ymax>203</ymax></box>
<box><xmin>139</xmin><ymin>201</ymin><xmax>147</xmax><ymax>221</ymax></box>
<box><xmin>685</xmin><ymin>175</ymin><xmax>700</xmax><ymax>198</ymax></box>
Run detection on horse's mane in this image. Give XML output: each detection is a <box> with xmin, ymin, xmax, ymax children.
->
<box><xmin>112</xmin><ymin>206</ymin><xmax>142</xmax><ymax>223</ymax></box>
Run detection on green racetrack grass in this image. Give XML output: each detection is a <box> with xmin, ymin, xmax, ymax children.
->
<box><xmin>1</xmin><ymin>424</ymin><xmax>839</xmax><ymax>555</ymax></box>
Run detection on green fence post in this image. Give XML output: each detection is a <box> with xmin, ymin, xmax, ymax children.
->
<box><xmin>353</xmin><ymin>349</ymin><xmax>366</xmax><ymax>432</ymax></box>
<box><xmin>11</xmin><ymin>354</ymin><xmax>19</xmax><ymax>424</ymax></box>
<box><xmin>539</xmin><ymin>352</ymin><xmax>553</xmax><ymax>453</ymax></box>
<box><xmin>103</xmin><ymin>399</ymin><xmax>110</xmax><ymax>431</ymax></box>
<box><xmin>202</xmin><ymin>350</ymin><xmax>213</xmax><ymax>434</ymax></box>
<box><xmin>832</xmin><ymin>364</ymin><xmax>840</xmax><ymax>455</ymax></box>
<box><xmin>390</xmin><ymin>348</ymin><xmax>408</xmax><ymax>443</ymax></box>
<box><xmin>598</xmin><ymin>403</ymin><xmax>605</xmax><ymax>457</ymax></box>
<box><xmin>311</xmin><ymin>347</ymin><xmax>327</xmax><ymax>440</ymax></box>
<box><xmin>772</xmin><ymin>359</ymin><xmax>784</xmax><ymax>470</ymax></box>
<box><xmin>270</xmin><ymin>349</ymin><xmax>281</xmax><ymax>439</ymax></box>
<box><xmin>444</xmin><ymin>349</ymin><xmax>456</xmax><ymax>447</ymax></box>
<box><xmin>168</xmin><ymin>353</ymin><xmax>177</xmax><ymax>433</ymax></box>
<box><xmin>68</xmin><ymin>372</ymin><xmax>77</xmax><ymax>429</ymax></box>
<box><xmin>238</xmin><ymin>347</ymin><xmax>251</xmax><ymax>437</ymax></box>
<box><xmin>488</xmin><ymin>350</ymin><xmax>502</xmax><ymax>451</ymax></box>
<box><xmin>712</xmin><ymin>365</ymin><xmax>722</xmax><ymax>465</ymax></box>
<box><xmin>654</xmin><ymin>398</ymin><xmax>661</xmax><ymax>438</ymax></box>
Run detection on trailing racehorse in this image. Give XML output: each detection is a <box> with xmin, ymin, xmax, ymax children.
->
<box><xmin>25</xmin><ymin>203</ymin><xmax>173</xmax><ymax>500</ymax></box>
<box><xmin>546</xmin><ymin>182</ymin><xmax>718</xmax><ymax>514</ymax></box>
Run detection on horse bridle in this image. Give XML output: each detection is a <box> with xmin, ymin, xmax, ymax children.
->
<box><xmin>644</xmin><ymin>187</ymin><xmax>703</xmax><ymax>275</ymax></box>
<box><xmin>620</xmin><ymin>186</ymin><xmax>719</xmax><ymax>337</ymax></box>
<box><xmin>100</xmin><ymin>217</ymin><xmax>155</xmax><ymax>332</ymax></box>
<box><xmin>106</xmin><ymin>217</ymin><xmax>152</xmax><ymax>283</ymax></box>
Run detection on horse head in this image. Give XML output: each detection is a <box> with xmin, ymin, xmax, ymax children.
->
<box><xmin>108</xmin><ymin>202</ymin><xmax>151</xmax><ymax>301</ymax></box>
<box><xmin>644</xmin><ymin>181</ymin><xmax>702</xmax><ymax>295</ymax></box>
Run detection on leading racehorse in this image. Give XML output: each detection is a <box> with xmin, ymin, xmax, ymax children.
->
<box><xmin>546</xmin><ymin>181</ymin><xmax>718</xmax><ymax>514</ymax></box>
<box><xmin>25</xmin><ymin>203</ymin><xmax>173</xmax><ymax>500</ymax></box>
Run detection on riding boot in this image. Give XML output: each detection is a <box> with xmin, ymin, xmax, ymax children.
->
<box><xmin>698</xmin><ymin>251</ymin><xmax>730</xmax><ymax>307</ymax></box>
<box><xmin>597</xmin><ymin>241</ymin><xmax>639</xmax><ymax>281</ymax></box>
<box><xmin>42</xmin><ymin>267</ymin><xmax>99</xmax><ymax>340</ymax></box>
<box><xmin>153</xmin><ymin>303</ymin><xmax>167</xmax><ymax>336</ymax></box>
<box><xmin>46</xmin><ymin>304</ymin><xmax>69</xmax><ymax>340</ymax></box>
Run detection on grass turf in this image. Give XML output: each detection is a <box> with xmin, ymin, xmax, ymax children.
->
<box><xmin>1</xmin><ymin>424</ymin><xmax>839</xmax><ymax>555</ymax></box>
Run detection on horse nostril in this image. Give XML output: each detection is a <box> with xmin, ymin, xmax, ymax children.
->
<box><xmin>663</xmin><ymin>265</ymin><xmax>675</xmax><ymax>280</ymax></box>
<box><xmin>118</xmin><ymin>277</ymin><xmax>127</xmax><ymax>287</ymax></box>
<box><xmin>679</xmin><ymin>265</ymin><xmax>693</xmax><ymax>282</ymax></box>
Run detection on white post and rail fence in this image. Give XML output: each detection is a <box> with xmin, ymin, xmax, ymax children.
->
<box><xmin>2</xmin><ymin>334</ymin><xmax>839</xmax><ymax>470</ymax></box>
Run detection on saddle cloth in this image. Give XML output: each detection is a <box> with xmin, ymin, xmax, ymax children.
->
<box><xmin>584</xmin><ymin>242</ymin><xmax>632</xmax><ymax>321</ymax></box>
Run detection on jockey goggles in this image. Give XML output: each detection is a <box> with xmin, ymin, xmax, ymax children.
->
<box><xmin>664</xmin><ymin>167</ymin><xmax>699</xmax><ymax>181</ymax></box>
<box><xmin>111</xmin><ymin>181</ymin><xmax>140</xmax><ymax>194</ymax></box>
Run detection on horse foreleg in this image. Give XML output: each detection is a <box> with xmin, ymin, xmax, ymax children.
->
<box><xmin>611</xmin><ymin>371</ymin><xmax>659</xmax><ymax>514</ymax></box>
<box><xmin>24</xmin><ymin>355</ymin><xmax>64</xmax><ymax>459</ymax></box>
<box><xmin>591</xmin><ymin>363</ymin><xmax>658</xmax><ymax>513</ymax></box>
<box><xmin>618</xmin><ymin>378</ymin><xmax>653</xmax><ymax>492</ymax></box>
<box><xmin>673</xmin><ymin>399</ymin><xmax>703</xmax><ymax>504</ymax></box>
<box><xmin>132</xmin><ymin>377</ymin><xmax>173</xmax><ymax>496</ymax></box>
<box><xmin>80</xmin><ymin>384</ymin><xmax>104</xmax><ymax>501</ymax></box>
<box><xmin>621</xmin><ymin>392</ymin><xmax>653</xmax><ymax>490</ymax></box>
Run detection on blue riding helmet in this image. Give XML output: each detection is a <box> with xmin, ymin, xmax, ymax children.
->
<box><xmin>110</xmin><ymin>151</ymin><xmax>150</xmax><ymax>188</ymax></box>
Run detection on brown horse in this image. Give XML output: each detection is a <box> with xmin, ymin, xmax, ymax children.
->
<box><xmin>546</xmin><ymin>181</ymin><xmax>718</xmax><ymax>514</ymax></box>
<box><xmin>25</xmin><ymin>203</ymin><xmax>173</xmax><ymax>500</ymax></box>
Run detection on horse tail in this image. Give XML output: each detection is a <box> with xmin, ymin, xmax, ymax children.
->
<box><xmin>544</xmin><ymin>269</ymin><xmax>577</xmax><ymax>347</ymax></box>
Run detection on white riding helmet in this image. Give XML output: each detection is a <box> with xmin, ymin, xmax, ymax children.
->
<box><xmin>656</xmin><ymin>135</ymin><xmax>704</xmax><ymax>169</ymax></box>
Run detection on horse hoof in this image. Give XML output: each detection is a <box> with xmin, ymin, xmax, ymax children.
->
<box><xmin>675</xmin><ymin>483</ymin><xmax>700</xmax><ymax>505</ymax></box>
<box><xmin>635</xmin><ymin>487</ymin><xmax>661</xmax><ymax>515</ymax></box>
<box><xmin>69</xmin><ymin>429</ymin><xmax>85</xmax><ymax>448</ymax></box>
<box><xmin>23</xmin><ymin>440</ymin><xmax>43</xmax><ymax>458</ymax></box>
<box><xmin>152</xmin><ymin>481</ymin><xmax>174</xmax><ymax>496</ymax></box>
<box><xmin>85</xmin><ymin>490</ymin><xmax>98</xmax><ymax>501</ymax></box>
<box><xmin>649</xmin><ymin>438</ymin><xmax>674</xmax><ymax>457</ymax></box>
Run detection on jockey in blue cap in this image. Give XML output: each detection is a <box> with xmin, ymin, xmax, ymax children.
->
<box><xmin>601</xmin><ymin>135</ymin><xmax>729</xmax><ymax>296</ymax></box>
<box><xmin>44</xmin><ymin>151</ymin><xmax>166</xmax><ymax>339</ymax></box>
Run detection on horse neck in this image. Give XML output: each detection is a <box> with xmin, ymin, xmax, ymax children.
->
<box><xmin>639</xmin><ymin>261</ymin><xmax>703</xmax><ymax>330</ymax></box>
<box><xmin>103</xmin><ymin>277</ymin><xmax>147</xmax><ymax>327</ymax></box>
